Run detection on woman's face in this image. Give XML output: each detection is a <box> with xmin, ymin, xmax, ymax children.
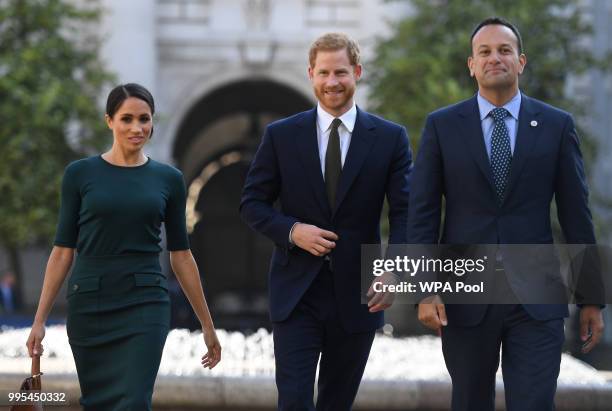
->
<box><xmin>105</xmin><ymin>97</ymin><xmax>153</xmax><ymax>152</ymax></box>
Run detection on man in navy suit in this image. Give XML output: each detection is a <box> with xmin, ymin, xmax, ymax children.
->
<box><xmin>410</xmin><ymin>17</ymin><xmax>605</xmax><ymax>411</ymax></box>
<box><xmin>240</xmin><ymin>32</ymin><xmax>411</xmax><ymax>410</ymax></box>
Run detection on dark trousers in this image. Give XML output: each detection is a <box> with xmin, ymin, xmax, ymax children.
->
<box><xmin>441</xmin><ymin>304</ymin><xmax>564</xmax><ymax>411</ymax></box>
<box><xmin>272</xmin><ymin>263</ymin><xmax>375</xmax><ymax>411</ymax></box>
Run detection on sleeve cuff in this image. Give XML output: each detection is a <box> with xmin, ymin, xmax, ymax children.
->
<box><xmin>288</xmin><ymin>222</ymin><xmax>300</xmax><ymax>249</ymax></box>
<box><xmin>53</xmin><ymin>240</ymin><xmax>76</xmax><ymax>248</ymax></box>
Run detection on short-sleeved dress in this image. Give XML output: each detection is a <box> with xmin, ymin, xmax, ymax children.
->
<box><xmin>54</xmin><ymin>155</ymin><xmax>190</xmax><ymax>411</ymax></box>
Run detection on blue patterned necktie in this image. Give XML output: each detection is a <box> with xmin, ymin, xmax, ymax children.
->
<box><xmin>489</xmin><ymin>107</ymin><xmax>512</xmax><ymax>204</ymax></box>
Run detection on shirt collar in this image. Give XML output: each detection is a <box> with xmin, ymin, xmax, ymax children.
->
<box><xmin>477</xmin><ymin>91</ymin><xmax>521</xmax><ymax>121</ymax></box>
<box><xmin>317</xmin><ymin>102</ymin><xmax>357</xmax><ymax>133</ymax></box>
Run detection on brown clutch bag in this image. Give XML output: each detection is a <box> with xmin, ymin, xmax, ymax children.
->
<box><xmin>9</xmin><ymin>355</ymin><xmax>44</xmax><ymax>411</ymax></box>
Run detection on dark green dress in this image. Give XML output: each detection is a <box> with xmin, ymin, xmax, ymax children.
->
<box><xmin>54</xmin><ymin>155</ymin><xmax>189</xmax><ymax>410</ymax></box>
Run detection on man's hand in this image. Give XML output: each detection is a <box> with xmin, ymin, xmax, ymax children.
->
<box><xmin>367</xmin><ymin>272</ymin><xmax>398</xmax><ymax>312</ymax></box>
<box><xmin>580</xmin><ymin>305</ymin><xmax>604</xmax><ymax>354</ymax></box>
<box><xmin>418</xmin><ymin>295</ymin><xmax>447</xmax><ymax>335</ymax></box>
<box><xmin>291</xmin><ymin>223</ymin><xmax>338</xmax><ymax>257</ymax></box>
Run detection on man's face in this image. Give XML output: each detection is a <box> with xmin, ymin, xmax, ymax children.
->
<box><xmin>308</xmin><ymin>48</ymin><xmax>361</xmax><ymax>117</ymax></box>
<box><xmin>468</xmin><ymin>24</ymin><xmax>526</xmax><ymax>93</ymax></box>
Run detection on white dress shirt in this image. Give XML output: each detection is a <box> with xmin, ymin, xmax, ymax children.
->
<box><xmin>288</xmin><ymin>102</ymin><xmax>357</xmax><ymax>244</ymax></box>
<box><xmin>316</xmin><ymin>102</ymin><xmax>357</xmax><ymax>177</ymax></box>
<box><xmin>477</xmin><ymin>91</ymin><xmax>521</xmax><ymax>158</ymax></box>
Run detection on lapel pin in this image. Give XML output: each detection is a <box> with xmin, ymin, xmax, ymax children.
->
<box><xmin>530</xmin><ymin>120</ymin><xmax>538</xmax><ymax>127</ymax></box>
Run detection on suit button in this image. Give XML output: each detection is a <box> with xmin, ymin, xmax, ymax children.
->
<box><xmin>72</xmin><ymin>284</ymin><xmax>79</xmax><ymax>291</ymax></box>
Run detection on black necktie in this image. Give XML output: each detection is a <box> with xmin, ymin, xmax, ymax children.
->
<box><xmin>489</xmin><ymin>107</ymin><xmax>512</xmax><ymax>204</ymax></box>
<box><xmin>325</xmin><ymin>118</ymin><xmax>343</xmax><ymax>210</ymax></box>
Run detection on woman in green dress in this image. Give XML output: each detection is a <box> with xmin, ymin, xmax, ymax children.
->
<box><xmin>26</xmin><ymin>83</ymin><xmax>221</xmax><ymax>410</ymax></box>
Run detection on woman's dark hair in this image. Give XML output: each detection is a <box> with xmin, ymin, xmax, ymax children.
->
<box><xmin>105</xmin><ymin>83</ymin><xmax>155</xmax><ymax>118</ymax></box>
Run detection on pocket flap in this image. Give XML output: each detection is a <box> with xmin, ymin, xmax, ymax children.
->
<box><xmin>134</xmin><ymin>274</ymin><xmax>168</xmax><ymax>290</ymax></box>
<box><xmin>68</xmin><ymin>277</ymin><xmax>100</xmax><ymax>296</ymax></box>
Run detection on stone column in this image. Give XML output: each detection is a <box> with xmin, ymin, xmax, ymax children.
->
<box><xmin>99</xmin><ymin>0</ymin><xmax>157</xmax><ymax>97</ymax></box>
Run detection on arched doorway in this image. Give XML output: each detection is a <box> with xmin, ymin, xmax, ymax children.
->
<box><xmin>172</xmin><ymin>79</ymin><xmax>312</xmax><ymax>330</ymax></box>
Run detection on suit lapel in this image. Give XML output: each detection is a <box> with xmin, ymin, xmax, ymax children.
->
<box><xmin>458</xmin><ymin>96</ymin><xmax>496</xmax><ymax>193</ymax></box>
<box><xmin>333</xmin><ymin>108</ymin><xmax>377</xmax><ymax>217</ymax></box>
<box><xmin>295</xmin><ymin>108</ymin><xmax>331</xmax><ymax>216</ymax></box>
<box><xmin>505</xmin><ymin>94</ymin><xmax>541</xmax><ymax>201</ymax></box>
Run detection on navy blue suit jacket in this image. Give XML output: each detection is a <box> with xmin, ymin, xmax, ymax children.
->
<box><xmin>407</xmin><ymin>94</ymin><xmax>596</xmax><ymax>325</ymax></box>
<box><xmin>240</xmin><ymin>107</ymin><xmax>412</xmax><ymax>333</ymax></box>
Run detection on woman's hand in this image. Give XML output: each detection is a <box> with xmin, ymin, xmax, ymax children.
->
<box><xmin>28</xmin><ymin>246</ymin><xmax>74</xmax><ymax>358</ymax></box>
<box><xmin>26</xmin><ymin>322</ymin><xmax>46</xmax><ymax>357</ymax></box>
<box><xmin>170</xmin><ymin>250</ymin><xmax>222</xmax><ymax>369</ymax></box>
<box><xmin>200</xmin><ymin>327</ymin><xmax>222</xmax><ymax>369</ymax></box>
